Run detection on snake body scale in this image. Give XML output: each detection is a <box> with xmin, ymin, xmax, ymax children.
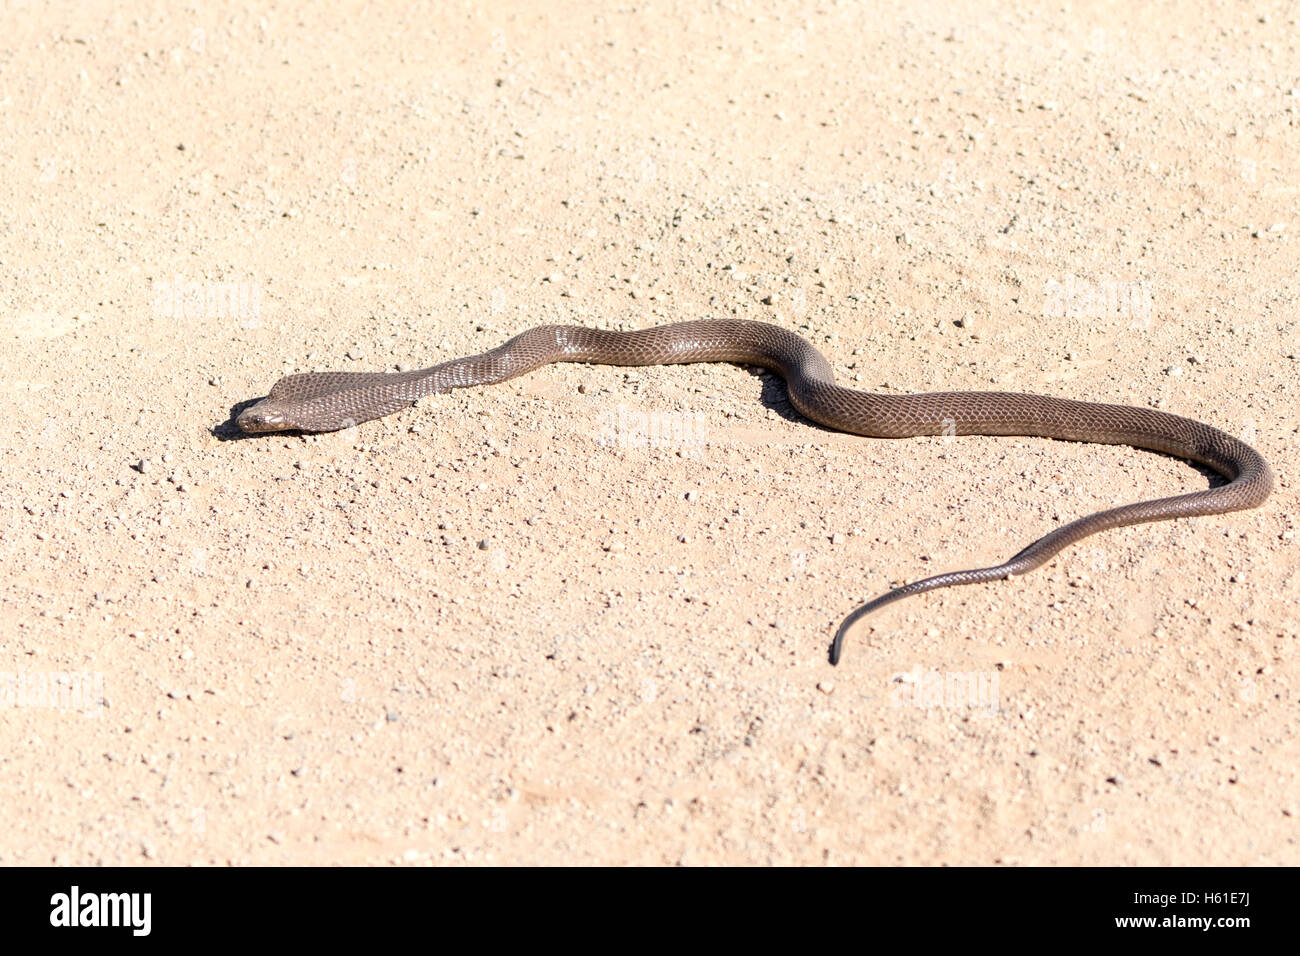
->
<box><xmin>238</xmin><ymin>319</ymin><xmax>1273</xmax><ymax>664</ymax></box>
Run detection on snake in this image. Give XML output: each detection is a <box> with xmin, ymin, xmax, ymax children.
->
<box><xmin>237</xmin><ymin>319</ymin><xmax>1273</xmax><ymax>664</ymax></box>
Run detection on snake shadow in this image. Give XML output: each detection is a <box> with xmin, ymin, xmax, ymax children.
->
<box><xmin>212</xmin><ymin>397</ymin><xmax>270</xmax><ymax>442</ymax></box>
<box><xmin>751</xmin><ymin>367</ymin><xmax>840</xmax><ymax>433</ymax></box>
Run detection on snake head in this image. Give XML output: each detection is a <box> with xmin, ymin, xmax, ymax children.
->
<box><xmin>237</xmin><ymin>400</ymin><xmax>292</xmax><ymax>434</ymax></box>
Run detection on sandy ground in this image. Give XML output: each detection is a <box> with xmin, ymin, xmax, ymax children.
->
<box><xmin>1</xmin><ymin>1</ymin><xmax>1296</xmax><ymax>866</ymax></box>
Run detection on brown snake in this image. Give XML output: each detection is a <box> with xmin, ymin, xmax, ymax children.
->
<box><xmin>238</xmin><ymin>319</ymin><xmax>1273</xmax><ymax>664</ymax></box>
